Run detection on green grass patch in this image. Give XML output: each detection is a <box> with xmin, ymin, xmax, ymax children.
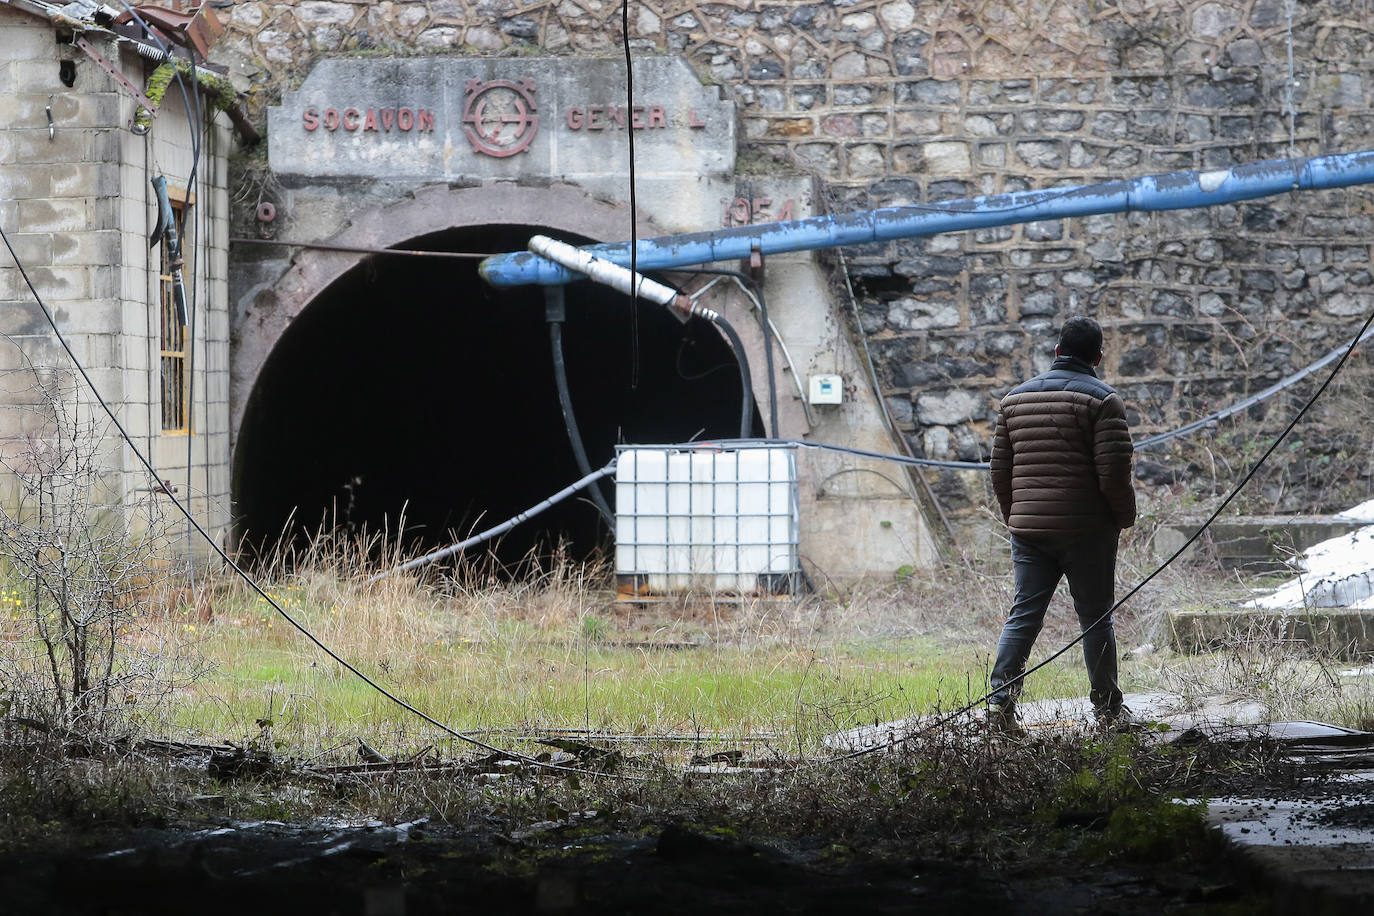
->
<box><xmin>174</xmin><ymin>584</ymin><xmax>1088</xmax><ymax>757</ymax></box>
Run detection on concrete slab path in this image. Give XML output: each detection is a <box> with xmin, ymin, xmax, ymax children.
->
<box><xmin>823</xmin><ymin>692</ymin><xmax>1374</xmax><ymax>911</ymax></box>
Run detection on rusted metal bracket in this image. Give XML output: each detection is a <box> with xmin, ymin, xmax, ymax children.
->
<box><xmin>742</xmin><ymin>245</ymin><xmax>765</xmax><ymax>284</ymax></box>
<box><xmin>73</xmin><ymin>36</ymin><xmax>159</xmax><ymax>117</ymax></box>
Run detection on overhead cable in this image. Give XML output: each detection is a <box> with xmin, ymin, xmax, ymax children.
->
<box><xmin>1133</xmin><ymin>323</ymin><xmax>1374</xmax><ymax>450</ymax></box>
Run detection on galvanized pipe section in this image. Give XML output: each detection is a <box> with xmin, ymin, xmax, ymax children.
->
<box><xmin>482</xmin><ymin>149</ymin><xmax>1374</xmax><ymax>287</ymax></box>
<box><xmin>527</xmin><ymin>234</ymin><xmax>684</xmax><ymax>308</ymax></box>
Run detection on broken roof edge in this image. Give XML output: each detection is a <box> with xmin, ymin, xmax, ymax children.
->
<box><xmin>2</xmin><ymin>0</ymin><xmax>259</xmax><ymax>144</ymax></box>
<box><xmin>1</xmin><ymin>0</ymin><xmax>229</xmax><ymax>73</ymax></box>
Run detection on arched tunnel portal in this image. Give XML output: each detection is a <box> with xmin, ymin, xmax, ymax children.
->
<box><xmin>232</xmin><ymin>222</ymin><xmax>763</xmax><ymax>568</ymax></box>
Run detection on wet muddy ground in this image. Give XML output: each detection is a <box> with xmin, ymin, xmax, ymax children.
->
<box><xmin>1</xmin><ymin>816</ymin><xmax>1273</xmax><ymax>915</ymax></box>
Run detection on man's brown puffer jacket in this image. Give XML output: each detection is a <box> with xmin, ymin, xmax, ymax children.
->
<box><xmin>990</xmin><ymin>355</ymin><xmax>1137</xmax><ymax>537</ymax></box>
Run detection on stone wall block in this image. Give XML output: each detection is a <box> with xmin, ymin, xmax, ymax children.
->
<box><xmin>0</xmin><ymin>231</ymin><xmax>53</xmax><ymax>268</ymax></box>
<box><xmin>893</xmin><ymin>110</ymin><xmax>942</xmax><ymax>135</ymax></box>
<box><xmin>821</xmin><ymin>113</ymin><xmax>859</xmax><ymax>137</ymax></box>
<box><xmin>771</xmin><ymin>117</ymin><xmax>816</xmax><ymax>138</ymax></box>
<box><xmin>792</xmin><ymin>142</ymin><xmax>840</xmax><ymax>176</ymax></box>
<box><xmin>916</xmin><ymin>389</ymin><xmax>986</xmax><ymax>425</ymax></box>
<box><xmin>0</xmin><ymin>162</ymin><xmax>53</xmax><ymax>200</ymax></box>
<box><xmin>792</xmin><ymin>85</ymin><xmax>824</xmax><ymax>109</ymax></box>
<box><xmin>51</xmin><ymin>161</ymin><xmax>120</xmax><ymax>199</ymax></box>
<box><xmin>922</xmin><ymin>140</ymin><xmax>970</xmax><ymax>174</ymax></box>
<box><xmin>1040</xmin><ymin>79</ymin><xmax>1098</xmax><ymax>104</ymax></box>
<box><xmin>1024</xmin><ymin>220</ymin><xmax>1063</xmax><ymax>242</ymax></box>
<box><xmin>1323</xmin><ymin>292</ymin><xmax>1373</xmax><ymax>317</ymax></box>
<box><xmin>1019</xmin><ymin>289</ymin><xmax>1059</xmax><ymax>317</ymax></box>
<box><xmin>1013</xmin><ymin>140</ymin><xmax>1061</xmax><ymax>169</ymax></box>
<box><xmin>846</xmin><ymin>143</ymin><xmax>886</xmax><ymax>177</ymax></box>
<box><xmin>886</xmin><ymin>298</ymin><xmax>960</xmax><ymax>331</ymax></box>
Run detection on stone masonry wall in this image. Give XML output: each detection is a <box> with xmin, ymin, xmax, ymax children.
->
<box><xmin>215</xmin><ymin>0</ymin><xmax>1374</xmax><ymax>516</ymax></box>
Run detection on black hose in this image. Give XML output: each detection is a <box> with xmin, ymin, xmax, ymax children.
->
<box><xmin>549</xmin><ymin>319</ymin><xmax>615</xmax><ymax>528</ymax></box>
<box><xmin>673</xmin><ymin>267</ymin><xmax>778</xmax><ymax>436</ymax></box>
<box><xmin>704</xmin><ymin>312</ymin><xmax>755</xmax><ymax>439</ymax></box>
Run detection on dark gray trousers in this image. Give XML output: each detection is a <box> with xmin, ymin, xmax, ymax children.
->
<box><xmin>989</xmin><ymin>529</ymin><xmax>1123</xmax><ymax>715</ymax></box>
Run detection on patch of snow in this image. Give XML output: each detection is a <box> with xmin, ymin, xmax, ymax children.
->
<box><xmin>1250</xmin><ymin>524</ymin><xmax>1374</xmax><ymax>609</ymax></box>
<box><xmin>1336</xmin><ymin>498</ymin><xmax>1374</xmax><ymax>522</ymax></box>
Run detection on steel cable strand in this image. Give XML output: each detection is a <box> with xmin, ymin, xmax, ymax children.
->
<box><xmin>704</xmin><ymin>312</ymin><xmax>756</xmax><ymax>439</ymax></box>
<box><xmin>0</xmin><ymin>221</ymin><xmax>643</xmax><ymax>782</ymax></box>
<box><xmin>670</xmin><ymin>267</ymin><xmax>780</xmax><ymax>436</ymax></box>
<box><xmin>621</xmin><ymin>0</ymin><xmax>640</xmax><ymax>388</ymax></box>
<box><xmin>1133</xmin><ymin>323</ymin><xmax>1374</xmax><ymax>450</ymax></box>
<box><xmin>817</xmin><ymin>303</ymin><xmax>1374</xmax><ymax>764</ymax></box>
<box><xmin>550</xmin><ymin>320</ymin><xmax>616</xmax><ymax>526</ymax></box>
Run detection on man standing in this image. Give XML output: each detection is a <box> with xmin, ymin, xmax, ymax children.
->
<box><xmin>987</xmin><ymin>316</ymin><xmax>1137</xmax><ymax>731</ymax></box>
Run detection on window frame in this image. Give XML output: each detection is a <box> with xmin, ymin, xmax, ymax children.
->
<box><xmin>157</xmin><ymin>185</ymin><xmax>194</xmax><ymax>436</ymax></box>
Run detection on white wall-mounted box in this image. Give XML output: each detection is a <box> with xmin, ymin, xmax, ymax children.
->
<box><xmin>809</xmin><ymin>374</ymin><xmax>843</xmax><ymax>405</ymax></box>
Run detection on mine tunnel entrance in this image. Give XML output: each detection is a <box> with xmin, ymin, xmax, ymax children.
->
<box><xmin>233</xmin><ymin>224</ymin><xmax>763</xmax><ymax>570</ymax></box>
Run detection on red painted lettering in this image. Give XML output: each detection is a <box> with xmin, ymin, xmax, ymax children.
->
<box><xmin>303</xmin><ymin>108</ymin><xmax>319</xmax><ymax>131</ymax></box>
<box><xmin>381</xmin><ymin>108</ymin><xmax>395</xmax><ymax>132</ymax></box>
<box><xmin>587</xmin><ymin>105</ymin><xmax>604</xmax><ymax>130</ymax></box>
<box><xmin>363</xmin><ymin>108</ymin><xmax>378</xmax><ymax>131</ymax></box>
<box><xmin>630</xmin><ymin>105</ymin><xmax>645</xmax><ymax>129</ymax></box>
<box><xmin>567</xmin><ymin>107</ymin><xmax>583</xmax><ymax>130</ymax></box>
<box><xmin>418</xmin><ymin>109</ymin><xmax>435</xmax><ymax>132</ymax></box>
<box><xmin>398</xmin><ymin>108</ymin><xmax>413</xmax><ymax>131</ymax></box>
<box><xmin>777</xmin><ymin>199</ymin><xmax>795</xmax><ymax>221</ymax></box>
<box><xmin>648</xmin><ymin>106</ymin><xmax>667</xmax><ymax>128</ymax></box>
<box><xmin>609</xmin><ymin>106</ymin><xmax>625</xmax><ymax>128</ymax></box>
<box><xmin>343</xmin><ymin>108</ymin><xmax>360</xmax><ymax>130</ymax></box>
<box><xmin>324</xmin><ymin>108</ymin><xmax>339</xmax><ymax>131</ymax></box>
<box><xmin>752</xmin><ymin>198</ymin><xmax>772</xmax><ymax>222</ymax></box>
<box><xmin>728</xmin><ymin>197</ymin><xmax>750</xmax><ymax>225</ymax></box>
<box><xmin>689</xmin><ymin>108</ymin><xmax>706</xmax><ymax>128</ymax></box>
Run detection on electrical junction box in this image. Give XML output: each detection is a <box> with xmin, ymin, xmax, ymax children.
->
<box><xmin>808</xmin><ymin>374</ymin><xmax>843</xmax><ymax>405</ymax></box>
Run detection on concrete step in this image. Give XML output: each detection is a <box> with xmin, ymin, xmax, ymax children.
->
<box><xmin>1167</xmin><ymin>607</ymin><xmax>1374</xmax><ymax>660</ymax></box>
<box><xmin>1154</xmin><ymin>515</ymin><xmax>1368</xmax><ymax>573</ymax></box>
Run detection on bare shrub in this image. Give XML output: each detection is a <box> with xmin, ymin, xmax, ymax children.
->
<box><xmin>0</xmin><ymin>369</ymin><xmax>201</xmax><ymax>732</ymax></box>
<box><xmin>1143</xmin><ymin>617</ymin><xmax>1347</xmax><ymax>721</ymax></box>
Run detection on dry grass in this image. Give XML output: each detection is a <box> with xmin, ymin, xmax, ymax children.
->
<box><xmin>116</xmin><ymin>529</ymin><xmax>1096</xmax><ymax>762</ymax></box>
<box><xmin>9</xmin><ymin>489</ymin><xmax>1371</xmax><ymax>771</ymax></box>
<box><xmin>97</xmin><ymin>498</ymin><xmax>1366</xmax><ymax>764</ymax></box>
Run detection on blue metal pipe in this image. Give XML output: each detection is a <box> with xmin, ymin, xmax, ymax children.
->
<box><xmin>479</xmin><ymin>149</ymin><xmax>1374</xmax><ymax>287</ymax></box>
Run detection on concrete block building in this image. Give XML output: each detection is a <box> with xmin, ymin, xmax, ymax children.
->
<box><xmin>0</xmin><ymin>1</ymin><xmax>236</xmax><ymax>551</ymax></box>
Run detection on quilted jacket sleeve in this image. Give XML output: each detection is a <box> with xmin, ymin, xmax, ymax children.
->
<box><xmin>1093</xmin><ymin>393</ymin><xmax>1137</xmax><ymax>529</ymax></box>
<box><xmin>989</xmin><ymin>408</ymin><xmax>1013</xmax><ymax>524</ymax></box>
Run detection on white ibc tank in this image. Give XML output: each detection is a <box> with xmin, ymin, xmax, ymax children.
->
<box><xmin>614</xmin><ymin>445</ymin><xmax>801</xmax><ymax>598</ymax></box>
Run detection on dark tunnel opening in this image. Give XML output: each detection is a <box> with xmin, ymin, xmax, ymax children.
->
<box><xmin>233</xmin><ymin>224</ymin><xmax>764</xmax><ymax>571</ymax></box>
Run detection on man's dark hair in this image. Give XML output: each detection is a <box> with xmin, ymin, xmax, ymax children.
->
<box><xmin>1058</xmin><ymin>316</ymin><xmax>1103</xmax><ymax>361</ymax></box>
